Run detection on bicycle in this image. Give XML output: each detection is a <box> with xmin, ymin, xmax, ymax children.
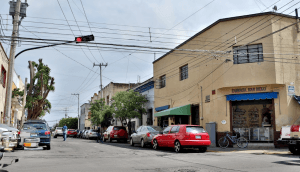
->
<box><xmin>218</xmin><ymin>131</ymin><xmax>248</xmax><ymax>148</ymax></box>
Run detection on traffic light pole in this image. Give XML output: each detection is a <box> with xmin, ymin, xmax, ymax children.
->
<box><xmin>4</xmin><ymin>0</ymin><xmax>21</xmax><ymax>125</ymax></box>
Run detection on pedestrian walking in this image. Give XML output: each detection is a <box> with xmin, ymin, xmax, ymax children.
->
<box><xmin>63</xmin><ymin>124</ymin><xmax>68</xmax><ymax>141</ymax></box>
<box><xmin>97</xmin><ymin>126</ymin><xmax>103</xmax><ymax>143</ymax></box>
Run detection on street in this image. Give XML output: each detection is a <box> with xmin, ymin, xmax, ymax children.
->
<box><xmin>2</xmin><ymin>137</ymin><xmax>300</xmax><ymax>172</ymax></box>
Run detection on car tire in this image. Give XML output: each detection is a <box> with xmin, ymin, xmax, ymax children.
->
<box><xmin>141</xmin><ymin>139</ymin><xmax>145</xmax><ymax>148</ymax></box>
<box><xmin>103</xmin><ymin>137</ymin><xmax>106</xmax><ymax>142</ymax></box>
<box><xmin>198</xmin><ymin>147</ymin><xmax>207</xmax><ymax>153</ymax></box>
<box><xmin>130</xmin><ymin>138</ymin><xmax>134</xmax><ymax>146</ymax></box>
<box><xmin>46</xmin><ymin>145</ymin><xmax>51</xmax><ymax>150</ymax></box>
<box><xmin>108</xmin><ymin>136</ymin><xmax>112</xmax><ymax>143</ymax></box>
<box><xmin>54</xmin><ymin>135</ymin><xmax>57</xmax><ymax>138</ymax></box>
<box><xmin>174</xmin><ymin>141</ymin><xmax>182</xmax><ymax>153</ymax></box>
<box><xmin>288</xmin><ymin>145</ymin><xmax>300</xmax><ymax>155</ymax></box>
<box><xmin>152</xmin><ymin>139</ymin><xmax>159</xmax><ymax>150</ymax></box>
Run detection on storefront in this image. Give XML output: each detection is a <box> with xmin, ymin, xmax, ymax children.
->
<box><xmin>154</xmin><ymin>104</ymin><xmax>191</xmax><ymax>127</ymax></box>
<box><xmin>227</xmin><ymin>92</ymin><xmax>278</xmax><ymax>142</ymax></box>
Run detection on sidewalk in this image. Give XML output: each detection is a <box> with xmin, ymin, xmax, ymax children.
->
<box><xmin>207</xmin><ymin>143</ymin><xmax>290</xmax><ymax>154</ymax></box>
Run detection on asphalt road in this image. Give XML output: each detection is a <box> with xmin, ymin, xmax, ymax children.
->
<box><xmin>2</xmin><ymin>137</ymin><xmax>300</xmax><ymax>172</ymax></box>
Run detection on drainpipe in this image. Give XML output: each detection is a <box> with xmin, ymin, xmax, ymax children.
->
<box><xmin>201</xmin><ymin>86</ymin><xmax>203</xmax><ymax>126</ymax></box>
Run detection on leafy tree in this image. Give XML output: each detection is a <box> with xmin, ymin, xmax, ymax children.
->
<box><xmin>89</xmin><ymin>99</ymin><xmax>112</xmax><ymax>128</ymax></box>
<box><xmin>12</xmin><ymin>88</ymin><xmax>24</xmax><ymax>98</ymax></box>
<box><xmin>58</xmin><ymin>117</ymin><xmax>78</xmax><ymax>129</ymax></box>
<box><xmin>26</xmin><ymin>59</ymin><xmax>55</xmax><ymax>119</ymax></box>
<box><xmin>111</xmin><ymin>90</ymin><xmax>148</xmax><ymax>131</ymax></box>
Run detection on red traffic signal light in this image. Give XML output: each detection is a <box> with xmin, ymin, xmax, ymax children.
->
<box><xmin>75</xmin><ymin>35</ymin><xmax>94</xmax><ymax>43</ymax></box>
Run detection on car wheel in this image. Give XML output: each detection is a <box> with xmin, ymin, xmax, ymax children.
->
<box><xmin>289</xmin><ymin>145</ymin><xmax>300</xmax><ymax>155</ymax></box>
<box><xmin>103</xmin><ymin>136</ymin><xmax>106</xmax><ymax>142</ymax></box>
<box><xmin>174</xmin><ymin>141</ymin><xmax>182</xmax><ymax>153</ymax></box>
<box><xmin>108</xmin><ymin>136</ymin><xmax>112</xmax><ymax>143</ymax></box>
<box><xmin>54</xmin><ymin>135</ymin><xmax>57</xmax><ymax>138</ymax></box>
<box><xmin>46</xmin><ymin>145</ymin><xmax>51</xmax><ymax>150</ymax></box>
<box><xmin>198</xmin><ymin>147</ymin><xmax>207</xmax><ymax>153</ymax></box>
<box><xmin>141</xmin><ymin>139</ymin><xmax>145</xmax><ymax>148</ymax></box>
<box><xmin>152</xmin><ymin>139</ymin><xmax>159</xmax><ymax>150</ymax></box>
<box><xmin>130</xmin><ymin>138</ymin><xmax>134</xmax><ymax>146</ymax></box>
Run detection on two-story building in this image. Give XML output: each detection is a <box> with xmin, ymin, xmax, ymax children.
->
<box><xmin>130</xmin><ymin>77</ymin><xmax>154</xmax><ymax>132</ymax></box>
<box><xmin>153</xmin><ymin>12</ymin><xmax>300</xmax><ymax>146</ymax></box>
<box><xmin>80</xmin><ymin>103</ymin><xmax>90</xmax><ymax>130</ymax></box>
<box><xmin>0</xmin><ymin>43</ymin><xmax>8</xmax><ymax>124</ymax></box>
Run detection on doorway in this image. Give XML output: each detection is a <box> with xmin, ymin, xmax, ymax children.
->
<box><xmin>191</xmin><ymin>104</ymin><xmax>200</xmax><ymax>125</ymax></box>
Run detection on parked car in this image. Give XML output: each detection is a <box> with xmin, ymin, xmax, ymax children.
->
<box><xmin>151</xmin><ymin>125</ymin><xmax>211</xmax><ymax>153</ymax></box>
<box><xmin>78</xmin><ymin>130</ymin><xmax>85</xmax><ymax>138</ymax></box>
<box><xmin>130</xmin><ymin>125</ymin><xmax>163</xmax><ymax>148</ymax></box>
<box><xmin>82</xmin><ymin>130</ymin><xmax>89</xmax><ymax>139</ymax></box>
<box><xmin>277</xmin><ymin>117</ymin><xmax>300</xmax><ymax>154</ymax></box>
<box><xmin>53</xmin><ymin>127</ymin><xmax>63</xmax><ymax>138</ymax></box>
<box><xmin>67</xmin><ymin>129</ymin><xmax>77</xmax><ymax>138</ymax></box>
<box><xmin>103</xmin><ymin>126</ymin><xmax>128</xmax><ymax>142</ymax></box>
<box><xmin>0</xmin><ymin>124</ymin><xmax>19</xmax><ymax>150</ymax></box>
<box><xmin>86</xmin><ymin>129</ymin><xmax>98</xmax><ymax>139</ymax></box>
<box><xmin>79</xmin><ymin>130</ymin><xmax>86</xmax><ymax>138</ymax></box>
<box><xmin>19</xmin><ymin>120</ymin><xmax>51</xmax><ymax>150</ymax></box>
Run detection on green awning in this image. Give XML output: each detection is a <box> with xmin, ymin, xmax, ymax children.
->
<box><xmin>154</xmin><ymin>104</ymin><xmax>191</xmax><ymax>117</ymax></box>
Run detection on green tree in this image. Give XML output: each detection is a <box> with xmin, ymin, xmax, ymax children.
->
<box><xmin>111</xmin><ymin>90</ymin><xmax>148</xmax><ymax>128</ymax></box>
<box><xmin>26</xmin><ymin>59</ymin><xmax>55</xmax><ymax>119</ymax></box>
<box><xmin>89</xmin><ymin>99</ymin><xmax>112</xmax><ymax>128</ymax></box>
<box><xmin>58</xmin><ymin>117</ymin><xmax>78</xmax><ymax>129</ymax></box>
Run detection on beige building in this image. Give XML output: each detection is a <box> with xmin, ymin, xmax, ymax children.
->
<box><xmin>153</xmin><ymin>12</ymin><xmax>300</xmax><ymax>146</ymax></box>
<box><xmin>84</xmin><ymin>82</ymin><xmax>137</xmax><ymax>129</ymax></box>
<box><xmin>0</xmin><ymin>43</ymin><xmax>8</xmax><ymax>124</ymax></box>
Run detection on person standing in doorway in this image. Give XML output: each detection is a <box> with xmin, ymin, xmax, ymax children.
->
<box><xmin>97</xmin><ymin>126</ymin><xmax>103</xmax><ymax>143</ymax></box>
<box><xmin>63</xmin><ymin>124</ymin><xmax>68</xmax><ymax>141</ymax></box>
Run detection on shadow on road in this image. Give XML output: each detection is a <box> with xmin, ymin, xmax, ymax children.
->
<box><xmin>74</xmin><ymin>138</ymin><xmax>205</xmax><ymax>154</ymax></box>
<box><xmin>273</xmin><ymin>160</ymin><xmax>300</xmax><ymax>166</ymax></box>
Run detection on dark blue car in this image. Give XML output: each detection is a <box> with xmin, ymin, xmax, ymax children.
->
<box><xmin>23</xmin><ymin>120</ymin><xmax>51</xmax><ymax>150</ymax></box>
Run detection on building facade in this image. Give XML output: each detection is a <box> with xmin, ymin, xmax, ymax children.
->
<box><xmin>80</xmin><ymin>103</ymin><xmax>90</xmax><ymax>130</ymax></box>
<box><xmin>130</xmin><ymin>78</ymin><xmax>154</xmax><ymax>132</ymax></box>
<box><xmin>0</xmin><ymin>43</ymin><xmax>8</xmax><ymax>124</ymax></box>
<box><xmin>153</xmin><ymin>12</ymin><xmax>300</xmax><ymax>146</ymax></box>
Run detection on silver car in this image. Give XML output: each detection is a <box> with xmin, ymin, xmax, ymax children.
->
<box><xmin>130</xmin><ymin>126</ymin><xmax>163</xmax><ymax>148</ymax></box>
<box><xmin>53</xmin><ymin>127</ymin><xmax>63</xmax><ymax>138</ymax></box>
<box><xmin>86</xmin><ymin>130</ymin><xmax>98</xmax><ymax>139</ymax></box>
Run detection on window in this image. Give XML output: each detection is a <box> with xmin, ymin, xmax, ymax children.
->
<box><xmin>205</xmin><ymin>95</ymin><xmax>210</xmax><ymax>103</ymax></box>
<box><xmin>233</xmin><ymin>44</ymin><xmax>263</xmax><ymax>64</ymax></box>
<box><xmin>163</xmin><ymin>126</ymin><xmax>171</xmax><ymax>134</ymax></box>
<box><xmin>1</xmin><ymin>66</ymin><xmax>6</xmax><ymax>88</ymax></box>
<box><xmin>186</xmin><ymin>126</ymin><xmax>206</xmax><ymax>133</ymax></box>
<box><xmin>160</xmin><ymin>75</ymin><xmax>166</xmax><ymax>88</ymax></box>
<box><xmin>147</xmin><ymin>126</ymin><xmax>162</xmax><ymax>132</ymax></box>
<box><xmin>114</xmin><ymin>126</ymin><xmax>126</xmax><ymax>130</ymax></box>
<box><xmin>107</xmin><ymin>96</ymin><xmax>109</xmax><ymax>105</ymax></box>
<box><xmin>180</xmin><ymin>64</ymin><xmax>188</xmax><ymax>80</ymax></box>
<box><xmin>170</xmin><ymin>126</ymin><xmax>179</xmax><ymax>133</ymax></box>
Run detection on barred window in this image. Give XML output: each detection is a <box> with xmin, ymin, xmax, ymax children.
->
<box><xmin>160</xmin><ymin>75</ymin><xmax>166</xmax><ymax>88</ymax></box>
<box><xmin>233</xmin><ymin>44</ymin><xmax>263</xmax><ymax>64</ymax></box>
<box><xmin>1</xmin><ymin>66</ymin><xmax>6</xmax><ymax>88</ymax></box>
<box><xmin>180</xmin><ymin>64</ymin><xmax>188</xmax><ymax>80</ymax></box>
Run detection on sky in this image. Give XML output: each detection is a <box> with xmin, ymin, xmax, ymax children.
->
<box><xmin>0</xmin><ymin>0</ymin><xmax>296</xmax><ymax>127</ymax></box>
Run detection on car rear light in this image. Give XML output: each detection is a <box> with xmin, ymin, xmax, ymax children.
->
<box><xmin>45</xmin><ymin>131</ymin><xmax>51</xmax><ymax>135</ymax></box>
<box><xmin>90</xmin><ymin>133</ymin><xmax>92</xmax><ymax>134</ymax></box>
<box><xmin>147</xmin><ymin>132</ymin><xmax>151</xmax><ymax>137</ymax></box>
<box><xmin>18</xmin><ymin>131</ymin><xmax>20</xmax><ymax>135</ymax></box>
<box><xmin>291</xmin><ymin>125</ymin><xmax>300</xmax><ymax>132</ymax></box>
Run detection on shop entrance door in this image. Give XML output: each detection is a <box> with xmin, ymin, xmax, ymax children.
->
<box><xmin>231</xmin><ymin>99</ymin><xmax>274</xmax><ymax>142</ymax></box>
<box><xmin>175</xmin><ymin>115</ymin><xmax>189</xmax><ymax>124</ymax></box>
<box><xmin>191</xmin><ymin>104</ymin><xmax>200</xmax><ymax>125</ymax></box>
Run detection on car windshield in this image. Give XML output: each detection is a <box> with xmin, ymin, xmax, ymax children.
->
<box><xmin>24</xmin><ymin>123</ymin><xmax>47</xmax><ymax>130</ymax></box>
<box><xmin>293</xmin><ymin>117</ymin><xmax>300</xmax><ymax>125</ymax></box>
<box><xmin>69</xmin><ymin>129</ymin><xmax>75</xmax><ymax>131</ymax></box>
<box><xmin>186</xmin><ymin>126</ymin><xmax>206</xmax><ymax>133</ymax></box>
<box><xmin>114</xmin><ymin>127</ymin><xmax>126</xmax><ymax>130</ymax></box>
<box><xmin>147</xmin><ymin>126</ymin><xmax>163</xmax><ymax>132</ymax></box>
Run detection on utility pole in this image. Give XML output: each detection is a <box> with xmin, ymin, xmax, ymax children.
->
<box><xmin>93</xmin><ymin>63</ymin><xmax>107</xmax><ymax>99</ymax></box>
<box><xmin>71</xmin><ymin>93</ymin><xmax>79</xmax><ymax>129</ymax></box>
<box><xmin>4</xmin><ymin>0</ymin><xmax>22</xmax><ymax>125</ymax></box>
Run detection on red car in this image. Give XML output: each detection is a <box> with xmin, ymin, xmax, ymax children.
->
<box><xmin>67</xmin><ymin>129</ymin><xmax>77</xmax><ymax>138</ymax></box>
<box><xmin>103</xmin><ymin>126</ymin><xmax>128</xmax><ymax>142</ymax></box>
<box><xmin>151</xmin><ymin>125</ymin><xmax>211</xmax><ymax>153</ymax></box>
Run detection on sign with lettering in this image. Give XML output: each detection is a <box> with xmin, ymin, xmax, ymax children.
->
<box><xmin>232</xmin><ymin>87</ymin><xmax>266</xmax><ymax>93</ymax></box>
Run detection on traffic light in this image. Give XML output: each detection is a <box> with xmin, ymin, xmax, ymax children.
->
<box><xmin>75</xmin><ymin>35</ymin><xmax>94</xmax><ymax>43</ymax></box>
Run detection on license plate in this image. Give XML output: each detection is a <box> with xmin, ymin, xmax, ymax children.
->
<box><xmin>196</xmin><ymin>136</ymin><xmax>201</xmax><ymax>139</ymax></box>
<box><xmin>114</xmin><ymin>135</ymin><xmax>118</xmax><ymax>137</ymax></box>
<box><xmin>31</xmin><ymin>134</ymin><xmax>37</xmax><ymax>137</ymax></box>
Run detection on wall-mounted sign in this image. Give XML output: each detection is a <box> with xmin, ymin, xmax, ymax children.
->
<box><xmin>221</xmin><ymin>120</ymin><xmax>226</xmax><ymax>124</ymax></box>
<box><xmin>232</xmin><ymin>87</ymin><xmax>266</xmax><ymax>93</ymax></box>
<box><xmin>288</xmin><ymin>85</ymin><xmax>295</xmax><ymax>96</ymax></box>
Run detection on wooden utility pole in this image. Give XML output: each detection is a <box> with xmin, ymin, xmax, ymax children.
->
<box><xmin>20</xmin><ymin>78</ymin><xmax>27</xmax><ymax>129</ymax></box>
